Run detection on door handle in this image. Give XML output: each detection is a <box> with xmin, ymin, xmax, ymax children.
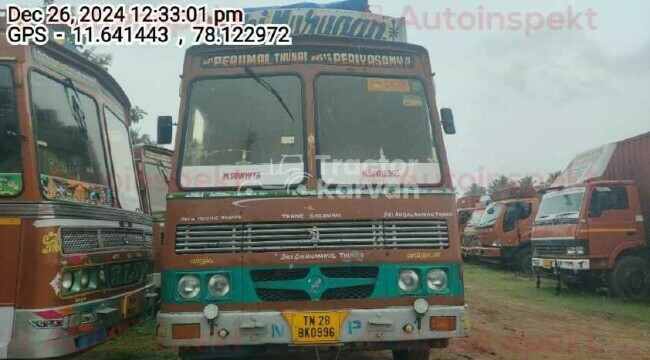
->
<box><xmin>627</xmin><ymin>231</ymin><xmax>636</xmax><ymax>236</ymax></box>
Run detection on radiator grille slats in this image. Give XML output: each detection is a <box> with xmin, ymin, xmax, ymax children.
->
<box><xmin>176</xmin><ymin>220</ymin><xmax>449</xmax><ymax>254</ymax></box>
<box><xmin>60</xmin><ymin>228</ymin><xmax>153</xmax><ymax>254</ymax></box>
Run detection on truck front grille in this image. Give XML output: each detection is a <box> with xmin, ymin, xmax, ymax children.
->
<box><xmin>250</xmin><ymin>266</ymin><xmax>379</xmax><ymax>302</ymax></box>
<box><xmin>532</xmin><ymin>239</ymin><xmax>589</xmax><ymax>256</ymax></box>
<box><xmin>60</xmin><ymin>228</ymin><xmax>153</xmax><ymax>254</ymax></box>
<box><xmin>175</xmin><ymin>220</ymin><xmax>449</xmax><ymax>254</ymax></box>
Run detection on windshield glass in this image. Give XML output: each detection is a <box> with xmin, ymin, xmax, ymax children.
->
<box><xmin>477</xmin><ymin>203</ymin><xmax>504</xmax><ymax>228</ymax></box>
<box><xmin>316</xmin><ymin>76</ymin><xmax>440</xmax><ymax>186</ymax></box>
<box><xmin>536</xmin><ymin>187</ymin><xmax>586</xmax><ymax>223</ymax></box>
<box><xmin>181</xmin><ymin>76</ymin><xmax>304</xmax><ymax>189</ymax></box>
<box><xmin>467</xmin><ymin>209</ymin><xmax>484</xmax><ymax>227</ymax></box>
<box><xmin>31</xmin><ymin>71</ymin><xmax>112</xmax><ymax>205</ymax></box>
<box><xmin>0</xmin><ymin>65</ymin><xmax>22</xmax><ymax>197</ymax></box>
<box><xmin>105</xmin><ymin>108</ymin><xmax>141</xmax><ymax>212</ymax></box>
<box><xmin>145</xmin><ymin>162</ymin><xmax>170</xmax><ymax>214</ymax></box>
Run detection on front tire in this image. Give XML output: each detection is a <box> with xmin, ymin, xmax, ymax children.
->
<box><xmin>515</xmin><ymin>247</ymin><xmax>533</xmax><ymax>275</ymax></box>
<box><xmin>608</xmin><ymin>256</ymin><xmax>650</xmax><ymax>301</ymax></box>
<box><xmin>393</xmin><ymin>349</ymin><xmax>430</xmax><ymax>360</ymax></box>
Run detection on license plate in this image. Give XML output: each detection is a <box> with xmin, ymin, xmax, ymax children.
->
<box><xmin>291</xmin><ymin>312</ymin><xmax>340</xmax><ymax>344</ymax></box>
<box><xmin>543</xmin><ymin>259</ymin><xmax>554</xmax><ymax>269</ymax></box>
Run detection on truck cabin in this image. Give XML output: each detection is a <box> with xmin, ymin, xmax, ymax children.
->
<box><xmin>533</xmin><ymin>180</ymin><xmax>645</xmax><ymax>263</ymax></box>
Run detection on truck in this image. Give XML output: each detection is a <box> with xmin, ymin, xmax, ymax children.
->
<box><xmin>0</xmin><ymin>13</ymin><xmax>155</xmax><ymax>359</ymax></box>
<box><xmin>465</xmin><ymin>187</ymin><xmax>540</xmax><ymax>273</ymax></box>
<box><xmin>154</xmin><ymin>2</ymin><xmax>469</xmax><ymax>359</ymax></box>
<box><xmin>532</xmin><ymin>132</ymin><xmax>650</xmax><ymax>300</ymax></box>
<box><xmin>460</xmin><ymin>198</ymin><xmax>489</xmax><ymax>260</ymax></box>
<box><xmin>457</xmin><ymin>195</ymin><xmax>481</xmax><ymax>238</ymax></box>
<box><xmin>134</xmin><ymin>145</ymin><xmax>173</xmax><ymax>291</ymax></box>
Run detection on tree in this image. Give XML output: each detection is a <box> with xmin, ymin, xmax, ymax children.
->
<box><xmin>130</xmin><ymin>106</ymin><xmax>148</xmax><ymax>125</ymax></box>
<box><xmin>465</xmin><ymin>183</ymin><xmax>487</xmax><ymax>196</ymax></box>
<box><xmin>518</xmin><ymin>176</ymin><xmax>535</xmax><ymax>190</ymax></box>
<box><xmin>546</xmin><ymin>171</ymin><xmax>562</xmax><ymax>184</ymax></box>
<box><xmin>130</xmin><ymin>128</ymin><xmax>155</xmax><ymax>145</ymax></box>
<box><xmin>489</xmin><ymin>175</ymin><xmax>515</xmax><ymax>195</ymax></box>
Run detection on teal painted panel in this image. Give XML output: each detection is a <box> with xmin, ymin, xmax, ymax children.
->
<box><xmin>161</xmin><ymin>263</ymin><xmax>463</xmax><ymax>304</ymax></box>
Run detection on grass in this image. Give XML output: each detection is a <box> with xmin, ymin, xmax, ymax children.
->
<box><xmin>463</xmin><ymin>263</ymin><xmax>650</xmax><ymax>327</ymax></box>
<box><xmin>74</xmin><ymin>320</ymin><xmax>177</xmax><ymax>360</ymax></box>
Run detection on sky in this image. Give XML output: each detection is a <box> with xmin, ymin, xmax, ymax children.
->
<box><xmin>17</xmin><ymin>0</ymin><xmax>650</xmax><ymax>192</ymax></box>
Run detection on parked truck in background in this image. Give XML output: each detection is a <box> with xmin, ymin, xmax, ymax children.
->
<box><xmin>457</xmin><ymin>195</ymin><xmax>481</xmax><ymax>239</ymax></box>
<box><xmin>466</xmin><ymin>188</ymin><xmax>540</xmax><ymax>273</ymax></box>
<box><xmin>134</xmin><ymin>145</ymin><xmax>172</xmax><ymax>290</ymax></box>
<box><xmin>460</xmin><ymin>199</ymin><xmax>489</xmax><ymax>261</ymax></box>
<box><xmin>532</xmin><ymin>132</ymin><xmax>650</xmax><ymax>300</ymax></box>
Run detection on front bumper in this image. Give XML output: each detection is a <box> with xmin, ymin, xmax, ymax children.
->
<box><xmin>7</xmin><ymin>283</ymin><xmax>156</xmax><ymax>359</ymax></box>
<box><xmin>532</xmin><ymin>258</ymin><xmax>591</xmax><ymax>272</ymax></box>
<box><xmin>157</xmin><ymin>305</ymin><xmax>469</xmax><ymax>348</ymax></box>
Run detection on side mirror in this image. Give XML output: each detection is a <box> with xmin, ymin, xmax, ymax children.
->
<box><xmin>440</xmin><ymin>108</ymin><xmax>456</xmax><ymax>135</ymax></box>
<box><xmin>157</xmin><ymin>116</ymin><xmax>173</xmax><ymax>145</ymax></box>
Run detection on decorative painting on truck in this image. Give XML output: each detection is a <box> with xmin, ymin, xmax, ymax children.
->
<box><xmin>202</xmin><ymin>49</ymin><xmax>415</xmax><ymax>68</ymax></box>
<box><xmin>0</xmin><ymin>173</ymin><xmax>22</xmax><ymax>196</ymax></box>
<box><xmin>244</xmin><ymin>8</ymin><xmax>407</xmax><ymax>42</ymax></box>
<box><xmin>41</xmin><ymin>175</ymin><xmax>113</xmax><ymax>206</ymax></box>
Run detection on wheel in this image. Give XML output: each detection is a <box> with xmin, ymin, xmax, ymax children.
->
<box><xmin>515</xmin><ymin>247</ymin><xmax>533</xmax><ymax>275</ymax></box>
<box><xmin>393</xmin><ymin>349</ymin><xmax>430</xmax><ymax>360</ymax></box>
<box><xmin>608</xmin><ymin>256</ymin><xmax>650</xmax><ymax>301</ymax></box>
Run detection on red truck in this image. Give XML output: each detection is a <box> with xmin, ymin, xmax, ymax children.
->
<box><xmin>532</xmin><ymin>132</ymin><xmax>650</xmax><ymax>300</ymax></box>
<box><xmin>465</xmin><ymin>187</ymin><xmax>540</xmax><ymax>273</ymax></box>
<box><xmin>457</xmin><ymin>195</ymin><xmax>481</xmax><ymax>239</ymax></box>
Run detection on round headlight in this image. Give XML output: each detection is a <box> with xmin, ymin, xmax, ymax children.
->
<box><xmin>203</xmin><ymin>304</ymin><xmax>220</xmax><ymax>320</ymax></box>
<box><xmin>177</xmin><ymin>275</ymin><xmax>201</xmax><ymax>300</ymax></box>
<box><xmin>398</xmin><ymin>270</ymin><xmax>420</xmax><ymax>293</ymax></box>
<box><xmin>62</xmin><ymin>272</ymin><xmax>74</xmax><ymax>291</ymax></box>
<box><xmin>80</xmin><ymin>270</ymin><xmax>90</xmax><ymax>289</ymax></box>
<box><xmin>413</xmin><ymin>298</ymin><xmax>430</xmax><ymax>315</ymax></box>
<box><xmin>208</xmin><ymin>275</ymin><xmax>231</xmax><ymax>297</ymax></box>
<box><xmin>427</xmin><ymin>269</ymin><xmax>449</xmax><ymax>291</ymax></box>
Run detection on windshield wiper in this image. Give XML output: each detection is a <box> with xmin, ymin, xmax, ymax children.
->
<box><xmin>244</xmin><ymin>66</ymin><xmax>296</xmax><ymax>123</ymax></box>
<box><xmin>63</xmin><ymin>77</ymin><xmax>88</xmax><ymax>135</ymax></box>
<box><xmin>156</xmin><ymin>161</ymin><xmax>170</xmax><ymax>185</ymax></box>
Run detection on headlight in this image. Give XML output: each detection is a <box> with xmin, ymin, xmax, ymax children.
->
<box><xmin>80</xmin><ymin>270</ymin><xmax>90</xmax><ymax>289</ymax></box>
<box><xmin>62</xmin><ymin>272</ymin><xmax>74</xmax><ymax>291</ymax></box>
<box><xmin>398</xmin><ymin>270</ymin><xmax>420</xmax><ymax>293</ymax></box>
<box><xmin>177</xmin><ymin>275</ymin><xmax>201</xmax><ymax>300</ymax></box>
<box><xmin>208</xmin><ymin>274</ymin><xmax>231</xmax><ymax>297</ymax></box>
<box><xmin>492</xmin><ymin>240</ymin><xmax>501</xmax><ymax>247</ymax></box>
<box><xmin>566</xmin><ymin>247</ymin><xmax>576</xmax><ymax>255</ymax></box>
<box><xmin>576</xmin><ymin>246</ymin><xmax>585</xmax><ymax>255</ymax></box>
<box><xmin>426</xmin><ymin>269</ymin><xmax>449</xmax><ymax>291</ymax></box>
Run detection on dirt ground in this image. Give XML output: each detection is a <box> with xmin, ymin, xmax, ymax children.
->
<box><xmin>266</xmin><ymin>274</ymin><xmax>650</xmax><ymax>360</ymax></box>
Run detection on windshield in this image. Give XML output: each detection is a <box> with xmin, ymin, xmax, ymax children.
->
<box><xmin>0</xmin><ymin>65</ymin><xmax>22</xmax><ymax>197</ymax></box>
<box><xmin>105</xmin><ymin>108</ymin><xmax>141</xmax><ymax>212</ymax></box>
<box><xmin>316</xmin><ymin>76</ymin><xmax>440</xmax><ymax>186</ymax></box>
<box><xmin>477</xmin><ymin>203</ymin><xmax>504</xmax><ymax>228</ymax></box>
<box><xmin>31</xmin><ymin>71</ymin><xmax>112</xmax><ymax>205</ymax></box>
<box><xmin>536</xmin><ymin>187</ymin><xmax>586</xmax><ymax>224</ymax></box>
<box><xmin>181</xmin><ymin>76</ymin><xmax>304</xmax><ymax>189</ymax></box>
<box><xmin>467</xmin><ymin>209</ymin><xmax>484</xmax><ymax>227</ymax></box>
<box><xmin>144</xmin><ymin>162</ymin><xmax>170</xmax><ymax>214</ymax></box>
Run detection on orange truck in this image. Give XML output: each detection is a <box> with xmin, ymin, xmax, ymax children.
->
<box><xmin>154</xmin><ymin>4</ymin><xmax>469</xmax><ymax>360</ymax></box>
<box><xmin>532</xmin><ymin>132</ymin><xmax>650</xmax><ymax>300</ymax></box>
<box><xmin>0</xmin><ymin>14</ymin><xmax>155</xmax><ymax>359</ymax></box>
<box><xmin>457</xmin><ymin>195</ymin><xmax>481</xmax><ymax>239</ymax></box>
<box><xmin>465</xmin><ymin>187</ymin><xmax>540</xmax><ymax>273</ymax></box>
<box><xmin>134</xmin><ymin>145</ymin><xmax>173</xmax><ymax>290</ymax></box>
<box><xmin>460</xmin><ymin>199</ymin><xmax>488</xmax><ymax>260</ymax></box>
